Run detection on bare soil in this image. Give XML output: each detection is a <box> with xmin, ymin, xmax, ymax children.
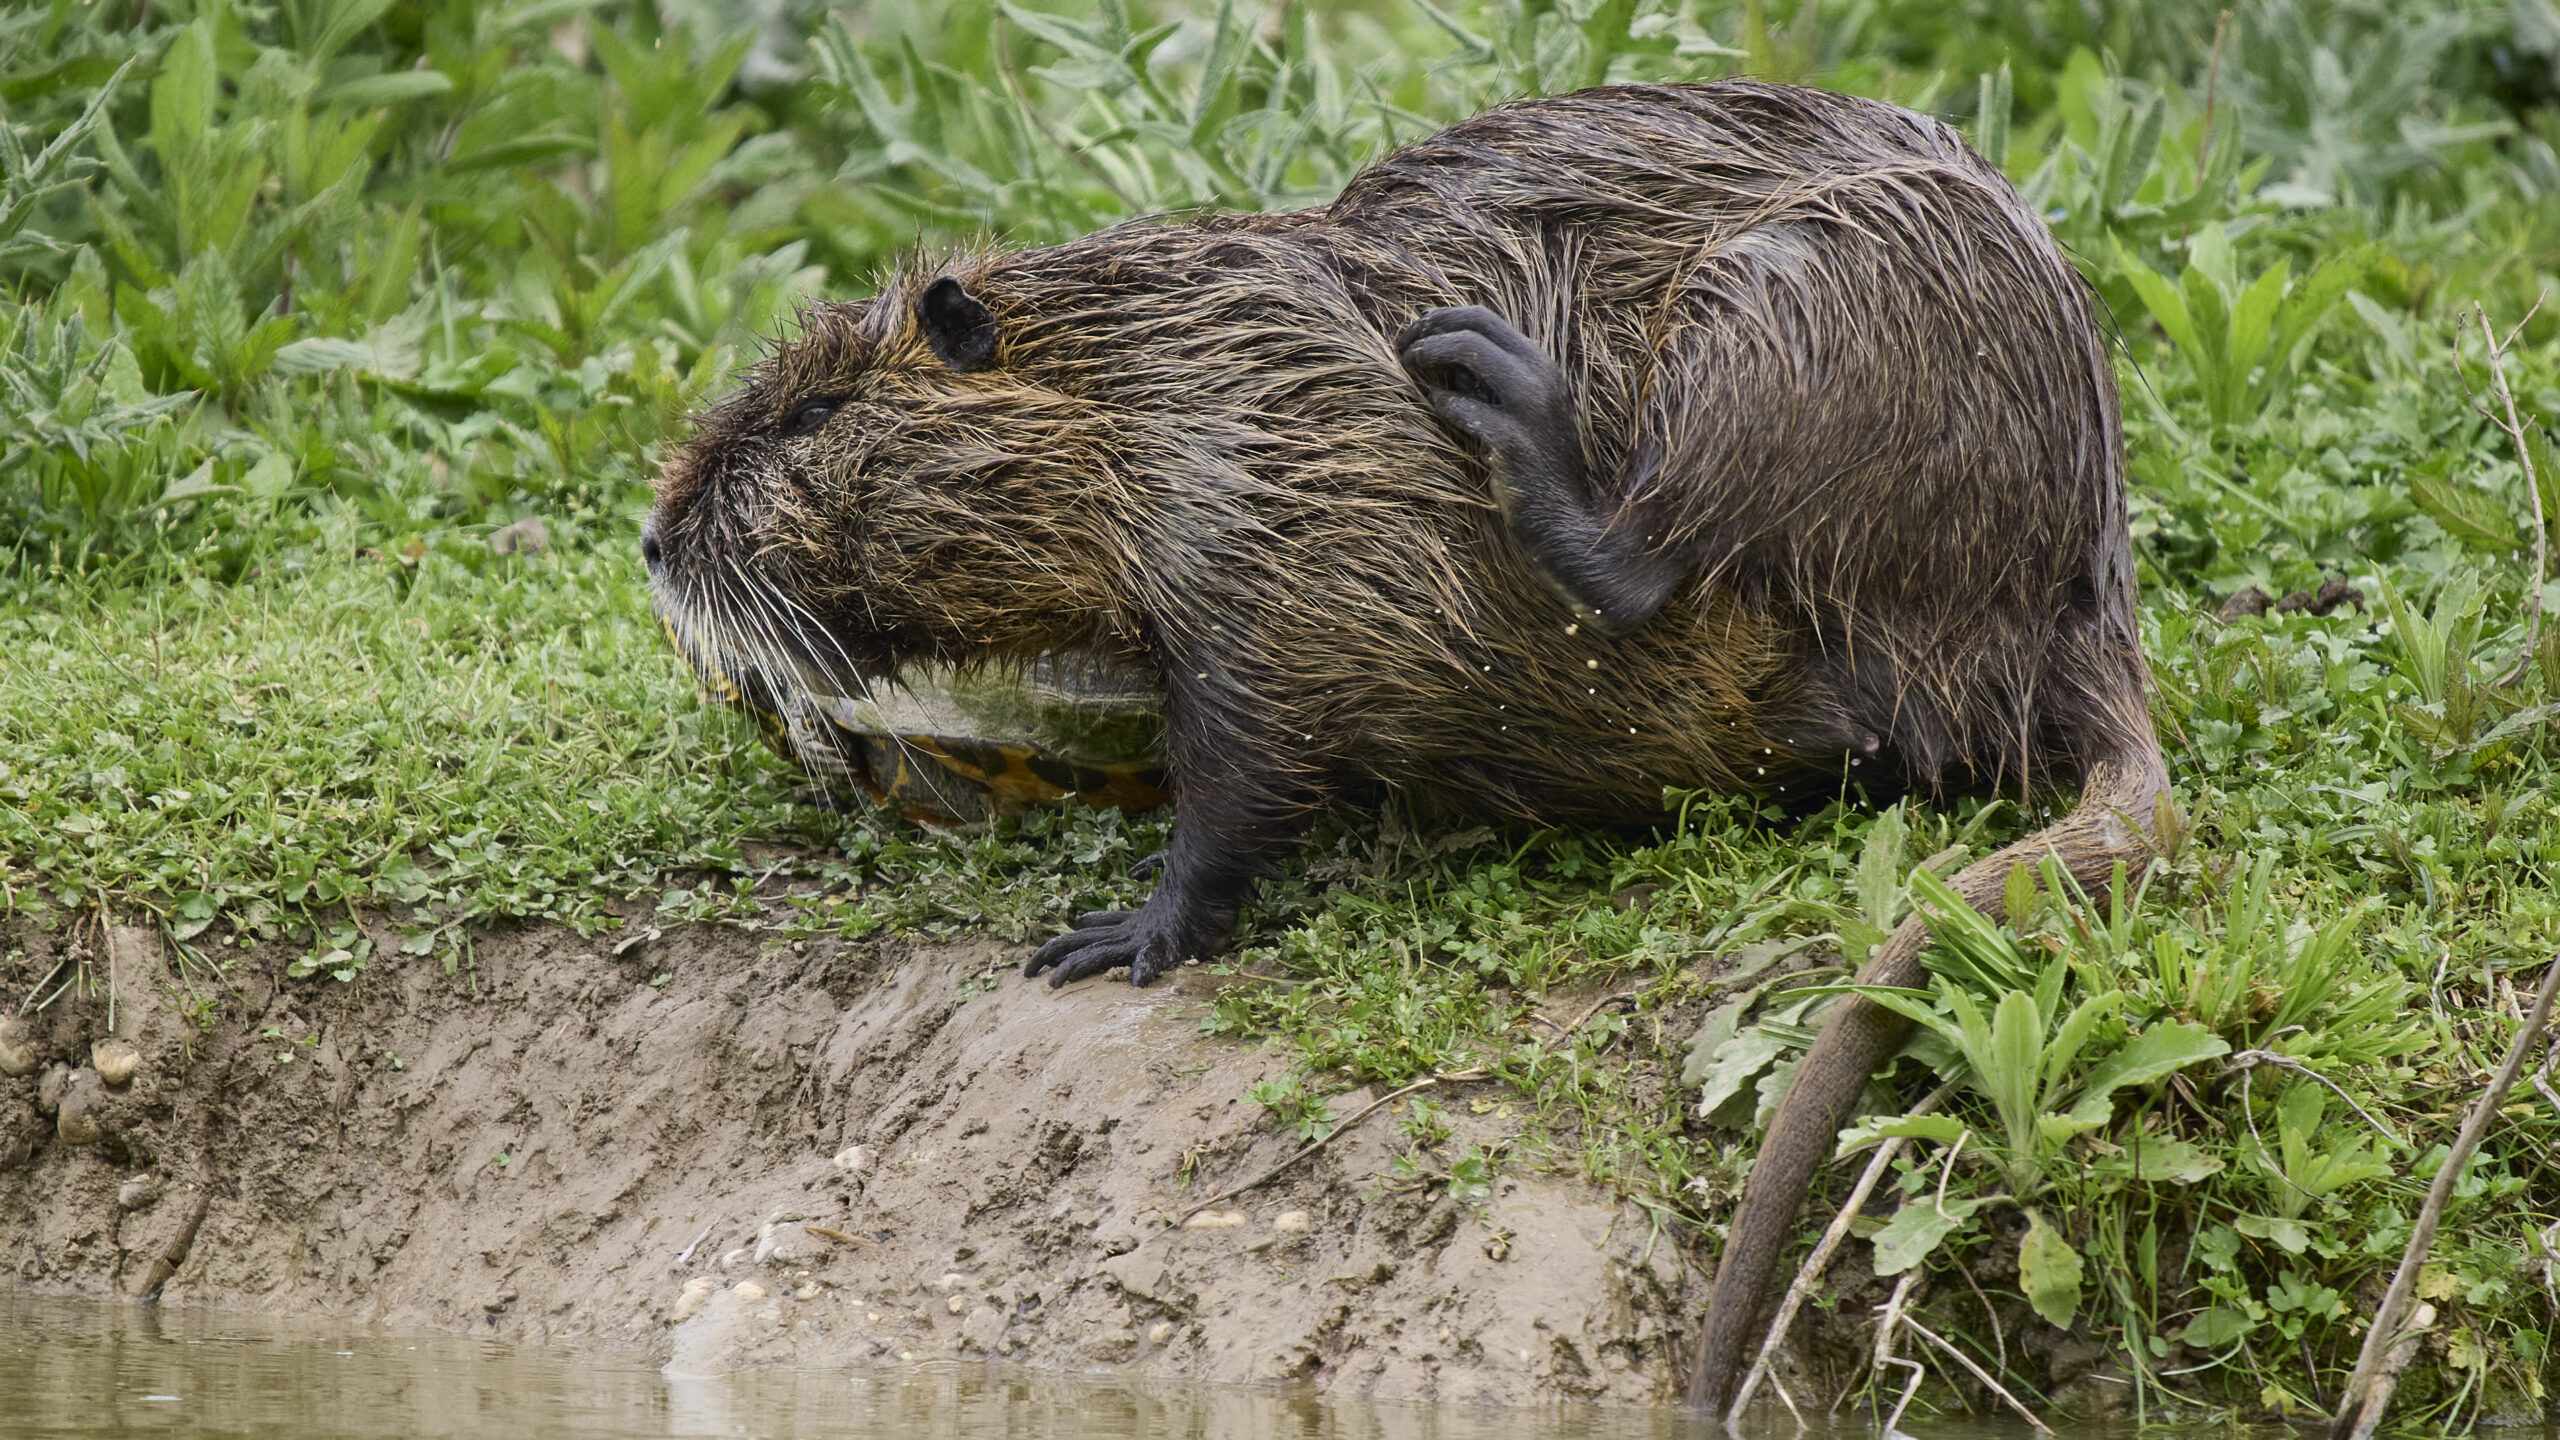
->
<box><xmin>0</xmin><ymin>917</ymin><xmax>1709</xmax><ymax>1406</ymax></box>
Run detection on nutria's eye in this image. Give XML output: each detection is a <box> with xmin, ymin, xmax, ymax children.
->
<box><xmin>783</xmin><ymin>400</ymin><xmax>839</xmax><ymax>437</ymax></box>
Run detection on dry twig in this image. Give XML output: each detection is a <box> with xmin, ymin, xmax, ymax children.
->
<box><xmin>1874</xmin><ymin>1271</ymin><xmax>1926</xmax><ymax>1439</ymax></box>
<box><xmin>2327</xmin><ymin>947</ymin><xmax>2560</xmax><ymax>1438</ymax></box>
<box><xmin>1175</xmin><ymin>1069</ymin><xmax>1486</xmax><ymax>1224</ymax></box>
<box><xmin>2466</xmin><ymin>298</ymin><xmax>2551</xmax><ymax>688</ymax></box>
<box><xmin>1901</xmin><ymin>1317</ymin><xmax>2053</xmax><ymax>1435</ymax></box>
<box><xmin>2342</xmin><ymin>1302</ymin><xmax>2436</xmax><ymax>1440</ymax></box>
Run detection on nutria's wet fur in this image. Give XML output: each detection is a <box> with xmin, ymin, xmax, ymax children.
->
<box><xmin>647</xmin><ymin>80</ymin><xmax>2170</xmax><ymax>1416</ymax></box>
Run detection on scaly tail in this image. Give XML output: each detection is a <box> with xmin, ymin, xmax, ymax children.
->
<box><xmin>1684</xmin><ymin>736</ymin><xmax>2170</xmax><ymax>1417</ymax></box>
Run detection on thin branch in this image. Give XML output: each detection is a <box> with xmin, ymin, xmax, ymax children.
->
<box><xmin>2342</xmin><ymin>1302</ymin><xmax>2436</xmax><ymax>1440</ymax></box>
<box><xmin>2469</xmin><ymin>298</ymin><xmax>2551</xmax><ymax>688</ymax></box>
<box><xmin>2198</xmin><ymin>10</ymin><xmax>2233</xmax><ymax>168</ymax></box>
<box><xmin>1726</xmin><ymin>1083</ymin><xmax>1956</xmax><ymax>1423</ymax></box>
<box><xmin>2222</xmin><ymin>1048</ymin><xmax>2405</xmax><ymax>1148</ymax></box>
<box><xmin>2327</xmin><ymin>947</ymin><xmax>2560</xmax><ymax>1439</ymax></box>
<box><xmin>1875</xmin><ymin>1271</ymin><xmax>1926</xmax><ymax>1439</ymax></box>
<box><xmin>1175</xmin><ymin>1069</ymin><xmax>1486</xmax><ymax>1224</ymax></box>
<box><xmin>1902</xmin><ymin>1317</ymin><xmax>2053</xmax><ymax>1435</ymax></box>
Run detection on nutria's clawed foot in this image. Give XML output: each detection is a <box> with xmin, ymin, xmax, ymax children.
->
<box><xmin>1394</xmin><ymin>305</ymin><xmax>1688</xmax><ymax>633</ymax></box>
<box><xmin>1395</xmin><ymin>306</ymin><xmax>1577</xmax><ymax>451</ymax></box>
<box><xmin>1026</xmin><ymin>908</ymin><xmax>1198</xmax><ymax>987</ymax></box>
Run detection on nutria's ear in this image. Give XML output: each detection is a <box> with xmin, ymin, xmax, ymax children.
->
<box><xmin>918</xmin><ymin>277</ymin><xmax>998</xmax><ymax>372</ymax></box>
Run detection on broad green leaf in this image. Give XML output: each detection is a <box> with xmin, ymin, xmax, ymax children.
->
<box><xmin>2110</xmin><ymin>94</ymin><xmax>2163</xmax><ymax>213</ymax></box>
<box><xmin>1856</xmin><ymin>803</ymin><xmax>1908</xmax><ymax>934</ymax></box>
<box><xmin>2181</xmin><ymin>262</ymin><xmax>2234</xmax><ymax>422</ymax></box>
<box><xmin>1836</xmin><ymin>1112</ymin><xmax>1969</xmax><ymax>1156</ymax></box>
<box><xmin>2233</xmin><ymin>1213</ymin><xmax>2314</xmax><ymax>1254</ymax></box>
<box><xmin>1680</xmin><ymin>991</ymin><xmax>1756</xmax><ymax>1088</ymax></box>
<box><xmin>150</xmin><ymin>19</ymin><xmax>218</xmax><ymax>160</ymax></box>
<box><xmin>2018</xmin><ymin>1209</ymin><xmax>2084</xmax><ymax>1328</ymax></box>
<box><xmin>1872</xmin><ymin>1195</ymin><xmax>1987</xmax><ymax>1275</ymax></box>
<box><xmin>2076</xmin><ymin>1021</ymin><xmax>2228</xmax><ymax>1102</ymax></box>
<box><xmin>2412</xmin><ymin>470</ymin><xmax>2526</xmax><ymax>553</ymax></box>
<box><xmin>314</xmin><ymin>71</ymin><xmax>456</xmax><ymax>108</ymax></box>
<box><xmin>2041</xmin><ymin>991</ymin><xmax>2123</xmax><ymax>1104</ymax></box>
<box><xmin>2179</xmin><ymin>1308</ymin><xmax>2256</xmax><ymax>1347</ymax></box>
<box><xmin>2525</xmin><ymin>425</ymin><xmax>2560</xmax><ymax>544</ymax></box>
<box><xmin>2267</xmin><ymin>251</ymin><xmax>2366</xmax><ymax>385</ymax></box>
<box><xmin>2225</xmin><ymin>258</ymin><xmax>2290</xmax><ymax>411</ymax></box>
<box><xmin>240</xmin><ymin>453</ymin><xmax>295</xmax><ymax>500</ymax></box>
<box><xmin>2115</xmin><ymin>244</ymin><xmax>2201</xmax><ymax>365</ymax></box>
<box><xmin>2189</xmin><ymin>222</ymin><xmax>2239</xmax><ymax>296</ymax></box>
<box><xmin>1752</xmin><ymin>1056</ymin><xmax>1800</xmax><ymax>1130</ymax></box>
<box><xmin>2036</xmin><ymin>1108</ymin><xmax>2108</xmax><ymax>1147</ymax></box>
<box><xmin>1827</xmin><ymin>983</ymin><xmax>1959</xmax><ymax>1044</ymax></box>
<box><xmin>1987</xmin><ymin>989</ymin><xmax>2044</xmax><ymax>1164</ymax></box>
<box><xmin>1693</xmin><ymin>1025</ymin><xmax>1787</xmax><ymax>1124</ymax></box>
<box><xmin>159</xmin><ymin>461</ymin><xmax>232</xmax><ymax>505</ymax></box>
<box><xmin>2090</xmin><ymin>1135</ymin><xmax>2224</xmax><ymax>1185</ymax></box>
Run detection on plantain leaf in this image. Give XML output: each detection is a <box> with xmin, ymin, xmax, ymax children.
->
<box><xmin>2179</xmin><ymin>1307</ymin><xmax>2257</xmax><ymax>1347</ymax></box>
<box><xmin>1872</xmin><ymin>1194</ymin><xmax>1987</xmax><ymax>1275</ymax></box>
<box><xmin>2412</xmin><ymin>469</ymin><xmax>2525</xmax><ymax>553</ymax></box>
<box><xmin>2019</xmin><ymin>1208</ymin><xmax>2085</xmax><ymax>1327</ymax></box>
<box><xmin>2076</xmin><ymin>1020</ymin><xmax>2228</xmax><ymax>1102</ymax></box>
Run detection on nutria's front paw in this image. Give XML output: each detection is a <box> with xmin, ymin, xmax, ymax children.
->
<box><xmin>1395</xmin><ymin>305</ymin><xmax>1576</xmax><ymax>450</ymax></box>
<box><xmin>1025</xmin><ymin>908</ymin><xmax>1201</xmax><ymax>987</ymax></box>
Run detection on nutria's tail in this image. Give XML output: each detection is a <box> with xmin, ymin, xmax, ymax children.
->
<box><xmin>1684</xmin><ymin>731</ymin><xmax>2170</xmax><ymax>1418</ymax></box>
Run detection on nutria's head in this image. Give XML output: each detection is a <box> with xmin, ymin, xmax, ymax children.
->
<box><xmin>646</xmin><ymin>272</ymin><xmax>1139</xmax><ymax>702</ymax></box>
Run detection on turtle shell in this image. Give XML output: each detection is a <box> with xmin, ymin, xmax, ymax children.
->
<box><xmin>675</xmin><ymin>637</ymin><xmax>1169</xmax><ymax>825</ymax></box>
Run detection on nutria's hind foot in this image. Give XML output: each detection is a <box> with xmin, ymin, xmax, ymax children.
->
<box><xmin>1396</xmin><ymin>305</ymin><xmax>1688</xmax><ymax>633</ymax></box>
<box><xmin>1395</xmin><ymin>306</ymin><xmax>1577</xmax><ymax>460</ymax></box>
<box><xmin>1026</xmin><ymin>908</ymin><xmax>1208</xmax><ymax>987</ymax></box>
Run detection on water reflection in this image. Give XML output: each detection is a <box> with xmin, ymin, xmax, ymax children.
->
<box><xmin>1</xmin><ymin>1293</ymin><xmax>2064</xmax><ymax>1440</ymax></box>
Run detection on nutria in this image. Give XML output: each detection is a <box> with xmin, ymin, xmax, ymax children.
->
<box><xmin>644</xmin><ymin>80</ymin><xmax>2169</xmax><ymax>1415</ymax></box>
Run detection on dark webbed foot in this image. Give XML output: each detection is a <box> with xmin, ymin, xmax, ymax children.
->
<box><xmin>1025</xmin><ymin>907</ymin><xmax>1217</xmax><ymax>987</ymax></box>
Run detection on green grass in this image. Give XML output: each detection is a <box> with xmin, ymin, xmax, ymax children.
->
<box><xmin>8</xmin><ymin>0</ymin><xmax>2560</xmax><ymax>1425</ymax></box>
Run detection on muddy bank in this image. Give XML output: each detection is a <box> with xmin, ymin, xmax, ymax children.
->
<box><xmin>0</xmin><ymin>918</ymin><xmax>1716</xmax><ymax>1407</ymax></box>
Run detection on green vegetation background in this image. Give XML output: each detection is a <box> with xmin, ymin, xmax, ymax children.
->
<box><xmin>7</xmin><ymin>0</ymin><xmax>2560</xmax><ymax>1424</ymax></box>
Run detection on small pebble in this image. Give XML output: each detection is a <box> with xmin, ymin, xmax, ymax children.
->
<box><xmin>92</xmin><ymin>1039</ymin><xmax>141</xmax><ymax>1088</ymax></box>
<box><xmin>718</xmin><ymin>1247</ymin><xmax>751</xmax><ymax>1270</ymax></box>
<box><xmin>670</xmin><ymin>1276</ymin><xmax>719</xmax><ymax>1323</ymax></box>
<box><xmin>946</xmin><ymin>1294</ymin><xmax>968</xmax><ymax>1314</ymax></box>
<box><xmin>0</xmin><ymin>1016</ymin><xmax>35</xmax><ymax>1078</ymax></box>
<box><xmin>830</xmin><ymin>1145</ymin><xmax>876</xmax><ymax>1174</ymax></box>
<box><xmin>752</xmin><ymin>1218</ymin><xmax>803</xmax><ymax>1267</ymax></box>
<box><xmin>734</xmin><ymin>1280</ymin><xmax>769</xmax><ymax>1302</ymax></box>
<box><xmin>937</xmin><ymin>1272</ymin><xmax>971</xmax><ymax>1290</ymax></box>
<box><xmin>795</xmin><ymin>1283</ymin><xmax>820</xmax><ymax>1301</ymax></box>
<box><xmin>54</xmin><ymin>1069</ymin><xmax>104</xmax><ymax>1146</ymax></box>
<box><xmin>116</xmin><ymin>1175</ymin><xmax>159</xmax><ymax>1211</ymax></box>
<box><xmin>1184</xmin><ymin>1209</ymin><xmax>1247</xmax><ymax>1230</ymax></box>
<box><xmin>1147</xmin><ymin>1321</ymin><xmax>1175</xmax><ymax>1344</ymax></box>
<box><xmin>1272</xmin><ymin>1210</ymin><xmax>1313</xmax><ymax>1235</ymax></box>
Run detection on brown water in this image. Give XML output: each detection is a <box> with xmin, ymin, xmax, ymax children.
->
<box><xmin>0</xmin><ymin>1294</ymin><xmax>2072</xmax><ymax>1440</ymax></box>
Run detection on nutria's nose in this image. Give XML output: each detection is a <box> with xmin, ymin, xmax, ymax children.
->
<box><xmin>641</xmin><ymin>522</ymin><xmax>664</xmax><ymax>574</ymax></box>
